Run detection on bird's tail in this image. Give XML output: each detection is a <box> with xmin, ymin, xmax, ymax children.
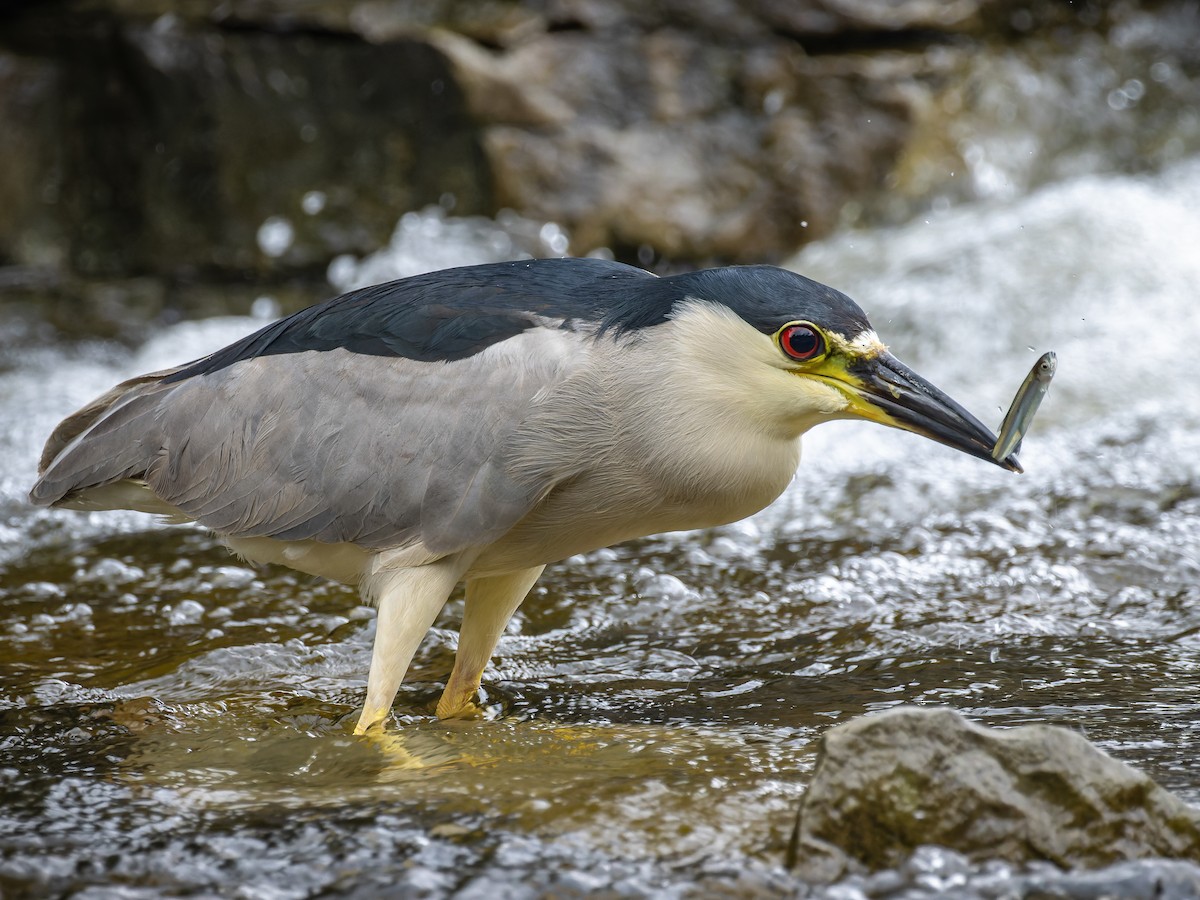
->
<box><xmin>29</xmin><ymin>368</ymin><xmax>184</xmax><ymax>513</ymax></box>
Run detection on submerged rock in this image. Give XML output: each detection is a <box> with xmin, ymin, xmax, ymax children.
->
<box><xmin>790</xmin><ymin>706</ymin><xmax>1200</xmax><ymax>883</ymax></box>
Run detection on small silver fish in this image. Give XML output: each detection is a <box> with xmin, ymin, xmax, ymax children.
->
<box><xmin>993</xmin><ymin>351</ymin><xmax>1056</xmax><ymax>462</ymax></box>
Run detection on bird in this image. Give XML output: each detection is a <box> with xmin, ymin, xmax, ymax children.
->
<box><xmin>29</xmin><ymin>258</ymin><xmax>1020</xmax><ymax>733</ymax></box>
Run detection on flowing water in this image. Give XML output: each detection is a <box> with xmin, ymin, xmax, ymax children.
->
<box><xmin>3</xmin><ymin>155</ymin><xmax>1200</xmax><ymax>898</ymax></box>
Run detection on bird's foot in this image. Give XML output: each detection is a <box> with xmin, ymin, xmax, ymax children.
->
<box><xmin>435</xmin><ymin>682</ymin><xmax>486</xmax><ymax>720</ymax></box>
<box><xmin>352</xmin><ymin>710</ymin><xmax>389</xmax><ymax>735</ymax></box>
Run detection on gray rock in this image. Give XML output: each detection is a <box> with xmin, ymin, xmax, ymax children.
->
<box><xmin>439</xmin><ymin>29</ymin><xmax>912</xmax><ymax>261</ymax></box>
<box><xmin>790</xmin><ymin>706</ymin><xmax>1200</xmax><ymax>884</ymax></box>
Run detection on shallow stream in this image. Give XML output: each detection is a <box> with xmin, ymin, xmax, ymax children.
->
<box><xmin>2</xmin><ymin>158</ymin><xmax>1200</xmax><ymax>898</ymax></box>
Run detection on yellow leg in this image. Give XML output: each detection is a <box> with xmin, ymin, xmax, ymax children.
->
<box><xmin>436</xmin><ymin>565</ymin><xmax>544</xmax><ymax>719</ymax></box>
<box><xmin>354</xmin><ymin>557</ymin><xmax>468</xmax><ymax>735</ymax></box>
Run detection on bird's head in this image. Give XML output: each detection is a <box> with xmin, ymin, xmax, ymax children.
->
<box><xmin>659</xmin><ymin>265</ymin><xmax>1021</xmax><ymax>473</ymax></box>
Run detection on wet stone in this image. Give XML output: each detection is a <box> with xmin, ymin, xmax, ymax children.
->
<box><xmin>790</xmin><ymin>706</ymin><xmax>1200</xmax><ymax>883</ymax></box>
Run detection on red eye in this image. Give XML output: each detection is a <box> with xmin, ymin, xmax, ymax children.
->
<box><xmin>779</xmin><ymin>323</ymin><xmax>823</xmax><ymax>361</ymax></box>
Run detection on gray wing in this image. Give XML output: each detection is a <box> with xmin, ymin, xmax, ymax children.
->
<box><xmin>31</xmin><ymin>326</ymin><xmax>585</xmax><ymax>555</ymax></box>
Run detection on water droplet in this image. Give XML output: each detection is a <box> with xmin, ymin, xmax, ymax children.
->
<box><xmin>251</xmin><ymin>295</ymin><xmax>280</xmax><ymax>320</ymax></box>
<box><xmin>301</xmin><ymin>190</ymin><xmax>326</xmax><ymax>216</ymax></box>
<box><xmin>538</xmin><ymin>222</ymin><xmax>570</xmax><ymax>256</ymax></box>
<box><xmin>257</xmin><ymin>216</ymin><xmax>295</xmax><ymax>258</ymax></box>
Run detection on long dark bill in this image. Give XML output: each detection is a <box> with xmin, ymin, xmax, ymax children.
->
<box><xmin>848</xmin><ymin>353</ymin><xmax>1022</xmax><ymax>473</ymax></box>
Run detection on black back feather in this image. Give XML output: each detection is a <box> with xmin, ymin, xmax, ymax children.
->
<box><xmin>166</xmin><ymin>258</ymin><xmax>872</xmax><ymax>381</ymax></box>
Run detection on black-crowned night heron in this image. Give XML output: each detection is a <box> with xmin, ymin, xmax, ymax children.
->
<box><xmin>30</xmin><ymin>259</ymin><xmax>1019</xmax><ymax>732</ymax></box>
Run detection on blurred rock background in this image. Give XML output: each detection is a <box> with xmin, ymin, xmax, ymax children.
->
<box><xmin>1</xmin><ymin>0</ymin><xmax>1198</xmax><ymax>337</ymax></box>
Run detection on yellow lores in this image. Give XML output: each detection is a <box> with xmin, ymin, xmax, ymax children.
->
<box><xmin>774</xmin><ymin>320</ymin><xmax>1010</xmax><ymax>467</ymax></box>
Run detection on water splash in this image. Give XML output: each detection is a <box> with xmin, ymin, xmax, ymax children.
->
<box><xmin>4</xmin><ymin>158</ymin><xmax>1200</xmax><ymax>898</ymax></box>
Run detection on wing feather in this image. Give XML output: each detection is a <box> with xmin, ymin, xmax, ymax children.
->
<box><xmin>33</xmin><ymin>325</ymin><xmax>584</xmax><ymax>556</ymax></box>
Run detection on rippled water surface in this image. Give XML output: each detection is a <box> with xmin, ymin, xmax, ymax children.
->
<box><xmin>3</xmin><ymin>159</ymin><xmax>1200</xmax><ymax>898</ymax></box>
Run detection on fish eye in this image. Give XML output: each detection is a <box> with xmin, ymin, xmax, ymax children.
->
<box><xmin>778</xmin><ymin>322</ymin><xmax>825</xmax><ymax>362</ymax></box>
